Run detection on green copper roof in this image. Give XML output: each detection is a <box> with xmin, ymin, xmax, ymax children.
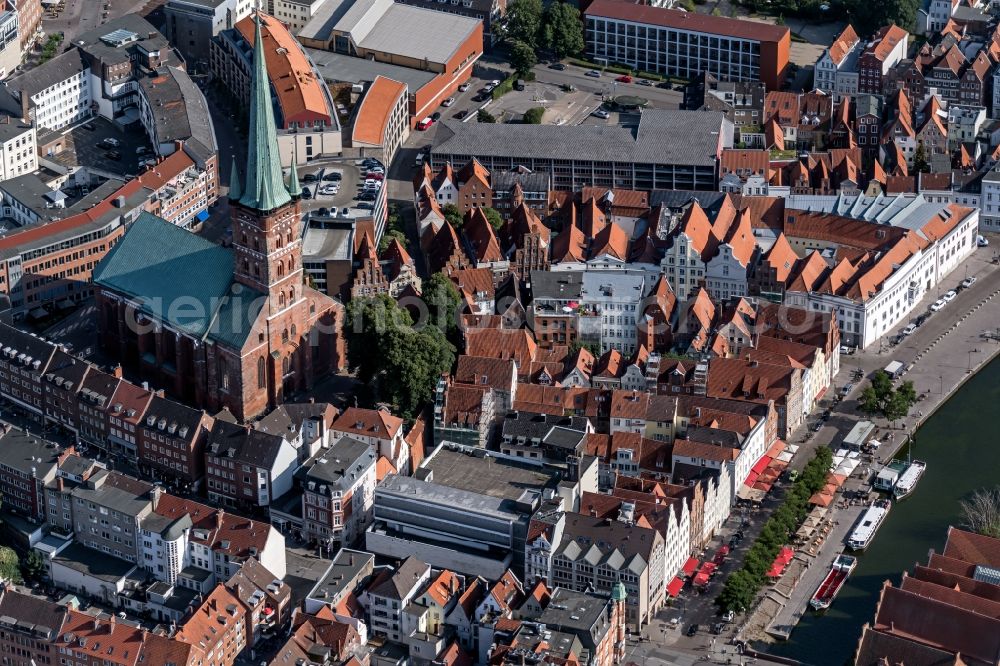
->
<box><xmin>229</xmin><ymin>154</ymin><xmax>242</xmax><ymax>201</ymax></box>
<box><xmin>93</xmin><ymin>213</ymin><xmax>264</xmax><ymax>349</ymax></box>
<box><xmin>611</xmin><ymin>580</ymin><xmax>627</xmax><ymax>602</ymax></box>
<box><xmin>239</xmin><ymin>12</ymin><xmax>291</xmax><ymax>212</ymax></box>
<box><xmin>287</xmin><ymin>159</ymin><xmax>299</xmax><ymax>198</ymax></box>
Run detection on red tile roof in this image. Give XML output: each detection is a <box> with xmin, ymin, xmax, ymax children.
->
<box><xmin>333</xmin><ymin>407</ymin><xmax>404</xmax><ymax>440</ymax></box>
<box><xmin>828</xmin><ymin>24</ymin><xmax>860</xmax><ymax>65</ymax></box>
<box><xmin>353</xmin><ymin>76</ymin><xmax>407</xmax><ymax>145</ymax></box>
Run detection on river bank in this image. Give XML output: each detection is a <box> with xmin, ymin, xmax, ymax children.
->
<box><xmin>762</xmin><ymin>354</ymin><xmax>1000</xmax><ymax>666</ymax></box>
<box><xmin>734</xmin><ymin>251</ymin><xmax>1000</xmax><ymax>661</ymax></box>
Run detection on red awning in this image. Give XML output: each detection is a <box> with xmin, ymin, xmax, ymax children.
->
<box><xmin>681</xmin><ymin>557</ymin><xmax>699</xmax><ymax>576</ymax></box>
<box><xmin>694</xmin><ymin>573</ymin><xmax>710</xmax><ymax>587</ymax></box>
<box><xmin>751</xmin><ymin>456</ymin><xmax>772</xmax><ymax>476</ymax></box>
<box><xmin>779</xmin><ymin>547</ymin><xmax>795</xmax><ymax>564</ymax></box>
<box><xmin>765</xmin><ymin>440</ymin><xmax>787</xmax><ymax>458</ymax></box>
<box><xmin>744</xmin><ymin>469</ymin><xmax>761</xmax><ymax>487</ymax></box>
<box><xmin>753</xmin><ymin>480</ymin><xmax>773</xmax><ymax>492</ymax></box>
<box><xmin>815</xmin><ymin>386</ymin><xmax>827</xmax><ymax>400</ymax></box>
<box><xmin>667</xmin><ymin>577</ymin><xmax>685</xmax><ymax>597</ymax></box>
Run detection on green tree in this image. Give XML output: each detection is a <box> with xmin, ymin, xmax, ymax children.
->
<box><xmin>0</xmin><ymin>547</ymin><xmax>22</xmax><ymax>583</ymax></box>
<box><xmin>523</xmin><ymin>107</ymin><xmax>545</xmax><ymax>124</ymax></box>
<box><xmin>343</xmin><ymin>295</ymin><xmax>456</xmax><ymax>419</ymax></box>
<box><xmin>378</xmin><ymin>229</ymin><xmax>408</xmax><ymax>254</ymax></box>
<box><xmin>421</xmin><ymin>272</ymin><xmax>463</xmax><ymax>343</ymax></box>
<box><xmin>501</xmin><ymin>0</ymin><xmax>544</xmax><ymax>48</ymax></box>
<box><xmin>483</xmin><ymin>207</ymin><xmax>504</xmax><ymax>231</ymax></box>
<box><xmin>568</xmin><ymin>339</ymin><xmax>602</xmax><ymax>357</ymax></box>
<box><xmin>860</xmin><ymin>371</ymin><xmax>916</xmax><ymax>423</ymax></box>
<box><xmin>913</xmin><ymin>142</ymin><xmax>930</xmax><ymax>173</ymax></box>
<box><xmin>22</xmin><ymin>550</ymin><xmax>46</xmax><ymax>582</ymax></box>
<box><xmin>477</xmin><ymin>109</ymin><xmax>497</xmax><ymax>124</ymax></box>
<box><xmin>509</xmin><ymin>40</ymin><xmax>538</xmax><ymax>77</ymax></box>
<box><xmin>441</xmin><ymin>203</ymin><xmax>464</xmax><ymax>228</ymax></box>
<box><xmin>541</xmin><ymin>2</ymin><xmax>585</xmax><ymax>58</ymax></box>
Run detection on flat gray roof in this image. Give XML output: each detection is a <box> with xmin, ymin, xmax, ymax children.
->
<box><xmin>307</xmin><ymin>548</ymin><xmax>374</xmax><ymax>602</ymax></box>
<box><xmin>358</xmin><ymin>5</ymin><xmax>480</xmax><ymax>65</ymax></box>
<box><xmin>422</xmin><ymin>447</ymin><xmax>554</xmax><ymax>502</ymax></box>
<box><xmin>304</xmin><ymin>48</ymin><xmax>435</xmax><ymax>93</ymax></box>
<box><xmin>53</xmin><ymin>543</ymin><xmax>136</xmax><ymax>582</ymax></box>
<box><xmin>377</xmin><ymin>474</ymin><xmax>522</xmax><ymax>521</ymax></box>
<box><xmin>300</xmin><ymin>0</ymin><xmax>479</xmax><ymax>65</ymax></box>
<box><xmin>433</xmin><ymin>110</ymin><xmax>729</xmax><ymax>167</ymax></box>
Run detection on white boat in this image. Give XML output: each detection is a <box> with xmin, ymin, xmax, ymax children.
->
<box><xmin>846</xmin><ymin>499</ymin><xmax>891</xmax><ymax>551</ymax></box>
<box><xmin>893</xmin><ymin>460</ymin><xmax>926</xmax><ymax>500</ymax></box>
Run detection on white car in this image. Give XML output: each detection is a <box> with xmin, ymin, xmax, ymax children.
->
<box><xmin>978</xmin><ymin>235</ymin><xmax>989</xmax><ymax>247</ymax></box>
<box><xmin>459</xmin><ymin>82</ymin><xmax>470</xmax><ymax>92</ymax></box>
<box><xmin>902</xmin><ymin>323</ymin><xmax>917</xmax><ymax>336</ymax></box>
<box><xmin>442</xmin><ymin>97</ymin><xmax>455</xmax><ymax>107</ymax></box>
<box><xmin>368</xmin><ymin>166</ymin><xmax>385</xmax><ymax>174</ymax></box>
<box><xmin>489</xmin><ymin>79</ymin><xmax>500</xmax><ymax>86</ymax></box>
<box><xmin>962</xmin><ymin>276</ymin><xmax>977</xmax><ymax>288</ymax></box>
<box><xmin>930</xmin><ymin>299</ymin><xmax>946</xmax><ymax>312</ymax></box>
<box><xmin>591</xmin><ymin>108</ymin><xmax>610</xmax><ymax>119</ymax></box>
<box><xmin>943</xmin><ymin>289</ymin><xmax>957</xmax><ymax>302</ymax></box>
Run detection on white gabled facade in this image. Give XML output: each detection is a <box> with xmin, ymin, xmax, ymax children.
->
<box><xmin>28</xmin><ymin>64</ymin><xmax>91</xmax><ymax>129</ymax></box>
<box><xmin>0</xmin><ymin>120</ymin><xmax>36</xmax><ymax>180</ymax></box>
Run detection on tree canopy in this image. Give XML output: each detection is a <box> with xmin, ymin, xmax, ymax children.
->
<box><xmin>859</xmin><ymin>370</ymin><xmax>917</xmax><ymax>423</ymax></box>
<box><xmin>477</xmin><ymin>109</ymin><xmax>497</xmax><ymax>124</ymax></box>
<box><xmin>717</xmin><ymin>446</ymin><xmax>833</xmax><ymax>613</ymax></box>
<box><xmin>483</xmin><ymin>207</ymin><xmax>504</xmax><ymax>230</ymax></box>
<box><xmin>541</xmin><ymin>2</ymin><xmax>585</xmax><ymax>58</ymax></box>
<box><xmin>344</xmin><ymin>295</ymin><xmax>455</xmax><ymax>419</ymax></box>
<box><xmin>441</xmin><ymin>203</ymin><xmax>464</xmax><ymax>228</ymax></box>
<box><xmin>523</xmin><ymin>107</ymin><xmax>545</xmax><ymax>124</ymax></box>
<box><xmin>509</xmin><ymin>40</ymin><xmax>538</xmax><ymax>77</ymax></box>
<box><xmin>501</xmin><ymin>0</ymin><xmax>544</xmax><ymax>49</ymax></box>
<box><xmin>0</xmin><ymin>547</ymin><xmax>22</xmax><ymax>584</ymax></box>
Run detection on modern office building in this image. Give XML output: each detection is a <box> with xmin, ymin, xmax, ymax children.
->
<box><xmin>583</xmin><ymin>0</ymin><xmax>790</xmax><ymax>89</ymax></box>
<box><xmin>163</xmin><ymin>0</ymin><xmax>254</xmax><ymax>65</ymax></box>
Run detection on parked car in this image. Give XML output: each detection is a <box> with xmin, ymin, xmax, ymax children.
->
<box><xmin>977</xmin><ymin>234</ymin><xmax>989</xmax><ymax>247</ymax></box>
<box><xmin>442</xmin><ymin>97</ymin><xmax>455</xmax><ymax>107</ymax></box>
<box><xmin>431</xmin><ymin>111</ymin><xmax>441</xmax><ymax>121</ymax></box>
<box><xmin>840</xmin><ymin>383</ymin><xmax>854</xmax><ymax>396</ymax></box>
<box><xmin>961</xmin><ymin>276</ymin><xmax>977</xmax><ymax>288</ymax></box>
<box><xmin>322</xmin><ymin>171</ymin><xmax>342</xmax><ymax>181</ymax></box>
<box><xmin>414</xmin><ymin>153</ymin><xmax>426</xmax><ymax>167</ymax></box>
<box><xmin>101</xmin><ymin>137</ymin><xmax>121</xmax><ymax>147</ymax></box>
<box><xmin>813</xmin><ymin>421</ymin><xmax>823</xmax><ymax>432</ymax></box>
<box><xmin>106</xmin><ymin>150</ymin><xmax>121</xmax><ymax>160</ymax></box>
<box><xmin>686</xmin><ymin>624</ymin><xmax>699</xmax><ymax>637</ymax></box>
<box><xmin>489</xmin><ymin>79</ymin><xmax>500</xmax><ymax>86</ymax></box>
<box><xmin>943</xmin><ymin>289</ymin><xmax>957</xmax><ymax>302</ymax></box>
<box><xmin>320</xmin><ymin>185</ymin><xmax>339</xmax><ymax>196</ymax></box>
<box><xmin>902</xmin><ymin>323</ymin><xmax>917</xmax><ymax>336</ymax></box>
<box><xmin>358</xmin><ymin>202</ymin><xmax>375</xmax><ymax>210</ymax></box>
<box><xmin>135</xmin><ymin>146</ymin><xmax>150</xmax><ymax>155</ymax></box>
<box><xmin>367</xmin><ymin>173</ymin><xmax>384</xmax><ymax>181</ymax></box>
<box><xmin>455</xmin><ymin>109</ymin><xmax>470</xmax><ymax>120</ymax></box>
<box><xmin>482</xmin><ymin>83</ymin><xmax>496</xmax><ymax>93</ymax></box>
<box><xmin>341</xmin><ymin>207</ymin><xmax>350</xmax><ymax>215</ymax></box>
<box><xmin>358</xmin><ymin>192</ymin><xmax>377</xmax><ymax>201</ymax></box>
<box><xmin>458</xmin><ymin>82</ymin><xmax>471</xmax><ymax>92</ymax></box>
<box><xmin>472</xmin><ymin>92</ymin><xmax>489</xmax><ymax>102</ymax></box>
<box><xmin>637</xmin><ymin>78</ymin><xmax>654</xmax><ymax>86</ymax></box>
<box><xmin>548</xmin><ymin>62</ymin><xmax>567</xmax><ymax>70</ymax></box>
<box><xmin>302</xmin><ymin>172</ymin><xmax>319</xmax><ymax>182</ymax></box>
<box><xmin>301</xmin><ymin>187</ymin><xmax>312</xmax><ymax>199</ymax></box>
<box><xmin>591</xmin><ymin>108</ymin><xmax>610</xmax><ymax>119</ymax></box>
<box><xmin>417</xmin><ymin>117</ymin><xmax>434</xmax><ymax>130</ymax></box>
<box><xmin>615</xmin><ymin>75</ymin><xmax>633</xmax><ymax>83</ymax></box>
<box><xmin>930</xmin><ymin>298</ymin><xmax>946</xmax><ymax>312</ymax></box>
<box><xmin>585</xmin><ymin>69</ymin><xmax>601</xmax><ymax>77</ymax></box>
<box><xmin>82</xmin><ymin>122</ymin><xmax>96</xmax><ymax>130</ymax></box>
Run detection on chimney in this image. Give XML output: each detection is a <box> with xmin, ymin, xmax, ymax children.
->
<box><xmin>309</xmin><ymin>397</ymin><xmax>315</xmax><ymax>404</ymax></box>
<box><xmin>112</xmin><ymin>364</ymin><xmax>123</xmax><ymax>378</ymax></box>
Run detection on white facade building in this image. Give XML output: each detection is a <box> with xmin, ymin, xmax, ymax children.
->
<box><xmin>0</xmin><ymin>117</ymin><xmax>35</xmax><ymax>180</ymax></box>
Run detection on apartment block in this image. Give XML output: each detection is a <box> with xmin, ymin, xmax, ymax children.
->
<box><xmin>584</xmin><ymin>0</ymin><xmax>790</xmax><ymax>89</ymax></box>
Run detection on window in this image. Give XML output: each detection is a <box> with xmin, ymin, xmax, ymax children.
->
<box><xmin>257</xmin><ymin>357</ymin><xmax>266</xmax><ymax>389</ymax></box>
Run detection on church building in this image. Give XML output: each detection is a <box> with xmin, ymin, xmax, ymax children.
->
<box><xmin>93</xmin><ymin>12</ymin><xmax>345</xmax><ymax>421</ymax></box>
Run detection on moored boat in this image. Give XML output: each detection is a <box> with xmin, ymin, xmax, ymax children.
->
<box><xmin>846</xmin><ymin>499</ymin><xmax>891</xmax><ymax>551</ymax></box>
<box><xmin>809</xmin><ymin>554</ymin><xmax>857</xmax><ymax>610</ymax></box>
<box><xmin>893</xmin><ymin>460</ymin><xmax>927</xmax><ymax>500</ymax></box>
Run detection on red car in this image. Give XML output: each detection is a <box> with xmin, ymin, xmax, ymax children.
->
<box><xmin>367</xmin><ymin>172</ymin><xmax>384</xmax><ymax>180</ymax></box>
<box><xmin>616</xmin><ymin>75</ymin><xmax>633</xmax><ymax>83</ymax></box>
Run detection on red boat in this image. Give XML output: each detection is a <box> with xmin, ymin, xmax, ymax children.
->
<box><xmin>810</xmin><ymin>554</ymin><xmax>857</xmax><ymax>610</ymax></box>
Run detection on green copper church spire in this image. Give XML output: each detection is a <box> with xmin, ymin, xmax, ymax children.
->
<box><xmin>239</xmin><ymin>9</ymin><xmax>291</xmax><ymax>212</ymax></box>
<box><xmin>287</xmin><ymin>159</ymin><xmax>300</xmax><ymax>198</ymax></box>
<box><xmin>228</xmin><ymin>155</ymin><xmax>242</xmax><ymax>201</ymax></box>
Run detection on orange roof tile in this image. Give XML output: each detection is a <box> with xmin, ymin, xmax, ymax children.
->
<box><xmin>353</xmin><ymin>76</ymin><xmax>407</xmax><ymax>146</ymax></box>
<box><xmin>590</xmin><ymin>221</ymin><xmax>629</xmax><ymax>260</ymax></box>
<box><xmin>828</xmin><ymin>24</ymin><xmax>860</xmax><ymax>65</ymax></box>
<box><xmin>236</xmin><ymin>13</ymin><xmax>331</xmax><ymax>128</ymax></box>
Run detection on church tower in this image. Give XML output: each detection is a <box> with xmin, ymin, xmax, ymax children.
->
<box><xmin>229</xmin><ymin>10</ymin><xmax>303</xmax><ymax>317</ymax></box>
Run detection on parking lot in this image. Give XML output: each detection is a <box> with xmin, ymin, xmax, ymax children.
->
<box><xmin>44</xmin><ymin>116</ymin><xmax>154</xmax><ymax>177</ymax></box>
<box><xmin>297</xmin><ymin>157</ymin><xmax>385</xmax><ymax>217</ymax></box>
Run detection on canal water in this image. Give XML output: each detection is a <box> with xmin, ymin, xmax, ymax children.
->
<box><xmin>765</xmin><ymin>355</ymin><xmax>1000</xmax><ymax>666</ymax></box>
